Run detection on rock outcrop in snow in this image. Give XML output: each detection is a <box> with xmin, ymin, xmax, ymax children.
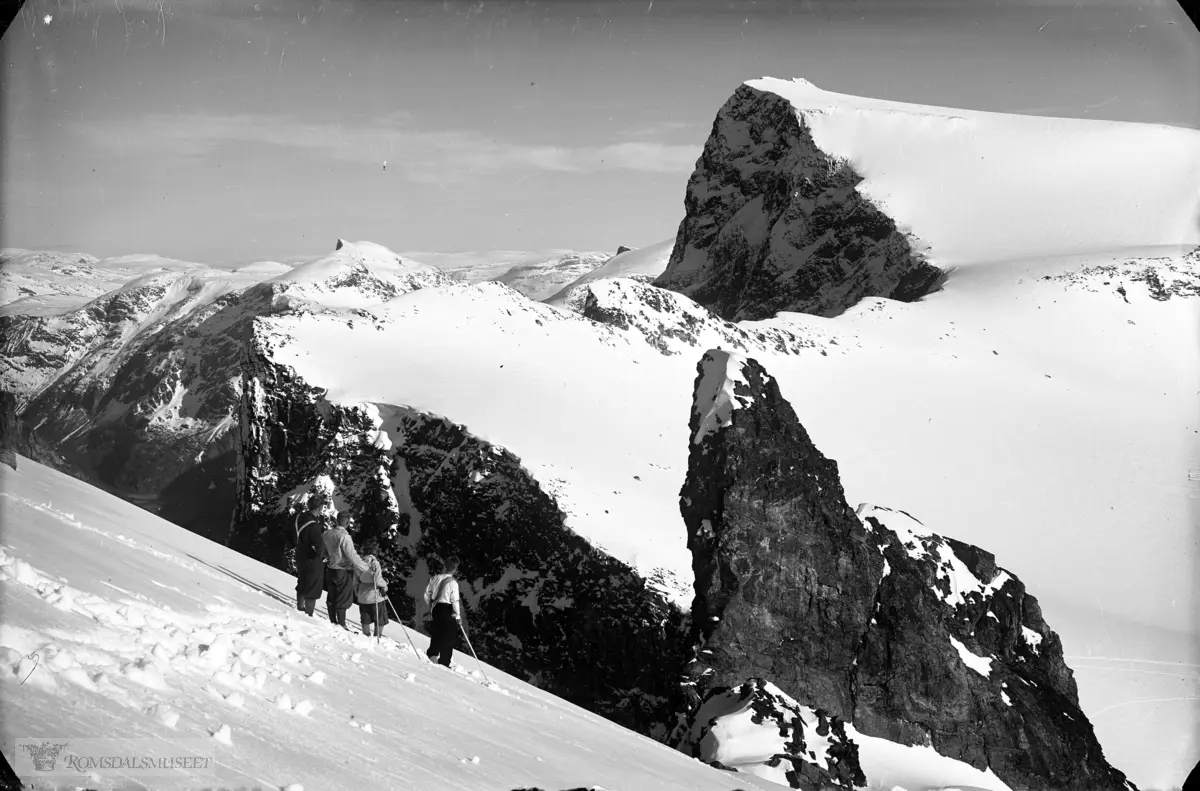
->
<box><xmin>230</xmin><ymin>341</ymin><xmax>688</xmax><ymax>734</ymax></box>
<box><xmin>575</xmin><ymin>278</ymin><xmax>827</xmax><ymax>357</ymax></box>
<box><xmin>655</xmin><ymin>83</ymin><xmax>942</xmax><ymax>320</ymax></box>
<box><xmin>674</xmin><ymin>349</ymin><xmax>1134</xmax><ymax>790</ymax></box>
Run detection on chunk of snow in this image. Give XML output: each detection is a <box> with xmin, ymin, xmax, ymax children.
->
<box><xmin>949</xmin><ymin>636</ymin><xmax>994</xmax><ymax>677</ymax></box>
<box><xmin>692</xmin><ymin>350</ymin><xmax>754</xmax><ymax>444</ymax></box>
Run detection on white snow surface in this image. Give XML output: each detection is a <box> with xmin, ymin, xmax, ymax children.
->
<box><xmin>747</xmin><ymin>77</ymin><xmax>1200</xmax><ymax>267</ymax></box>
<box><xmin>0</xmin><ymin>457</ymin><xmax>781</xmax><ymax>791</ymax></box>
<box><xmin>0</xmin><ymin>249</ymin><xmax>279</xmax><ymax>317</ymax></box>
<box><xmin>253</xmin><ymin>242</ymin><xmax>1198</xmax><ymax>788</ymax></box>
<box><xmin>544</xmin><ymin>237</ymin><xmax>675</xmax><ymax>306</ymax></box>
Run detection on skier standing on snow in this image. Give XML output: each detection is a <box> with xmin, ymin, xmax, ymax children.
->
<box><xmin>355</xmin><ymin>539</ymin><xmax>389</xmax><ymax>637</ymax></box>
<box><xmin>423</xmin><ymin>556</ymin><xmax>465</xmax><ymax>667</ymax></box>
<box><xmin>290</xmin><ymin>494</ymin><xmax>328</xmax><ymax>616</ymax></box>
<box><xmin>323</xmin><ymin>511</ymin><xmax>370</xmax><ymax>630</ymax></box>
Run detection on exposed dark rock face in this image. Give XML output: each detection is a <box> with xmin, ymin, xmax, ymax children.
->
<box><xmin>1</xmin><ymin>279</ymin><xmax>267</xmax><ymax>540</ymax></box>
<box><xmin>675</xmin><ymin>348</ymin><xmax>1135</xmax><ymax>791</ymax></box>
<box><xmin>230</xmin><ymin>329</ymin><xmax>688</xmax><ymax>735</ymax></box>
<box><xmin>655</xmin><ymin>84</ymin><xmax>943</xmax><ymax>320</ymax></box>
<box><xmin>615</xmin><ymin>245</ymin><xmax>634</xmax><ymax>256</ymax></box>
<box><xmin>0</xmin><ymin>242</ymin><xmax>450</xmax><ymax>542</ymax></box>
<box><xmin>0</xmin><ymin>390</ymin><xmax>75</xmax><ymax>472</ymax></box>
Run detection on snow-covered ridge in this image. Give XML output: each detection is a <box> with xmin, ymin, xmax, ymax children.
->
<box><xmin>747</xmin><ymin>76</ymin><xmax>1200</xmax><ymax>267</ymax></box>
<box><xmin>544</xmin><ymin>238</ymin><xmax>675</xmax><ymax>307</ymax></box>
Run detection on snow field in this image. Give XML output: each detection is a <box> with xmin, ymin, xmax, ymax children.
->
<box><xmin>1</xmin><ymin>458</ymin><xmax>779</xmax><ymax>791</ymax></box>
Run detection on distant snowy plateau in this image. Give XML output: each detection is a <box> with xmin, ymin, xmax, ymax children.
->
<box><xmin>2</xmin><ymin>77</ymin><xmax>1199</xmax><ymax>790</ymax></box>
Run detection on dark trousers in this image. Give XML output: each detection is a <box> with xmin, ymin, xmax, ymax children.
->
<box><xmin>426</xmin><ymin>603</ymin><xmax>458</xmax><ymax>666</ymax></box>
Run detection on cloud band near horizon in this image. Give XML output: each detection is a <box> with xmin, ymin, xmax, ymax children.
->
<box><xmin>72</xmin><ymin>112</ymin><xmax>703</xmax><ymax>183</ymax></box>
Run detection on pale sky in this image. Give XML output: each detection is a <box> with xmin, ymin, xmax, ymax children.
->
<box><xmin>2</xmin><ymin>0</ymin><xmax>1197</xmax><ymax>264</ymax></box>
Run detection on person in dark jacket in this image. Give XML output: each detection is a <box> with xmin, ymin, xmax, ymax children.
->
<box><xmin>355</xmin><ymin>539</ymin><xmax>389</xmax><ymax>637</ymax></box>
<box><xmin>423</xmin><ymin>556</ymin><xmax>463</xmax><ymax>666</ymax></box>
<box><xmin>323</xmin><ymin>511</ymin><xmax>370</xmax><ymax>630</ymax></box>
<box><xmin>289</xmin><ymin>494</ymin><xmax>328</xmax><ymax>616</ymax></box>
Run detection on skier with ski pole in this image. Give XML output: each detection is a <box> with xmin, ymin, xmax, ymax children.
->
<box><xmin>422</xmin><ymin>556</ymin><xmax>466</xmax><ymax>667</ymax></box>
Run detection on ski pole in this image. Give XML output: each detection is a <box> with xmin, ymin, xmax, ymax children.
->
<box><xmin>375</xmin><ymin>600</ymin><xmax>382</xmax><ymax>645</ymax></box>
<box><xmin>385</xmin><ymin>596</ymin><xmax>425</xmax><ymax>661</ymax></box>
<box><xmin>458</xmin><ymin>620</ymin><xmax>491</xmax><ymax>685</ymax></box>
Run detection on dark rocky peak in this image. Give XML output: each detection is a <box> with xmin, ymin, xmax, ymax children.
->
<box><xmin>675</xmin><ymin>349</ymin><xmax>1135</xmax><ymax>790</ymax></box>
<box><xmin>615</xmin><ymin>245</ymin><xmax>634</xmax><ymax>256</ymax></box>
<box><xmin>655</xmin><ymin>83</ymin><xmax>943</xmax><ymax>320</ymax></box>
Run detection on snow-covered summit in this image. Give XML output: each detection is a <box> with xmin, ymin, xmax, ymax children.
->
<box><xmin>745</xmin><ymin>76</ymin><xmax>1200</xmax><ymax>267</ymax></box>
<box><xmin>257</xmin><ymin>240</ymin><xmax>452</xmax><ymax>311</ymax></box>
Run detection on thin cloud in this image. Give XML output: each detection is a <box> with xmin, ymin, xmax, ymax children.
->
<box><xmin>72</xmin><ymin>112</ymin><xmax>701</xmax><ymax>181</ymax></box>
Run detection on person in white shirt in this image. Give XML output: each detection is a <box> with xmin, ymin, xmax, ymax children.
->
<box><xmin>423</xmin><ymin>556</ymin><xmax>463</xmax><ymax>666</ymax></box>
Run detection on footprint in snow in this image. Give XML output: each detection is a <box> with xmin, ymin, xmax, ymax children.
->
<box><xmin>211</xmin><ymin>724</ymin><xmax>233</xmax><ymax>745</ymax></box>
<box><xmin>306</xmin><ymin>670</ymin><xmax>326</xmax><ymax>685</ymax></box>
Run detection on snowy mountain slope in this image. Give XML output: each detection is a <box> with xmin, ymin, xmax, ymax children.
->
<box><xmin>0</xmin><ymin>241</ymin><xmax>451</xmax><ymax>540</ymax></box>
<box><xmin>233</xmin><ymin>241</ymin><xmax>1197</xmax><ymax>788</ymax></box>
<box><xmin>489</xmin><ymin>253</ymin><xmax>611</xmax><ymax>302</ymax></box>
<box><xmin>655</xmin><ymin>77</ymin><xmax>1200</xmax><ymax>321</ymax></box>
<box><xmin>744</xmin><ymin>77</ymin><xmax>1200</xmax><ymax>268</ymax></box>
<box><xmin>544</xmin><ymin>238</ymin><xmax>675</xmax><ymax>308</ymax></box>
<box><xmin>0</xmin><ymin>249</ymin><xmax>282</xmax><ymax>318</ymax></box>
<box><xmin>0</xmin><ymin>455</ymin><xmax>784</xmax><ymax>791</ymax></box>
<box><xmin>405</xmin><ymin>249</ymin><xmax>611</xmax><ymax>301</ymax></box>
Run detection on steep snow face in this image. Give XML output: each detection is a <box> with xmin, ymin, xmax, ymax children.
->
<box><xmin>747</xmin><ymin>77</ymin><xmax>1200</xmax><ymax>267</ymax></box>
<box><xmin>544</xmin><ymin>238</ymin><xmax>675</xmax><ymax>308</ymax></box>
<box><xmin>251</xmin><ymin>280</ymin><xmax>832</xmax><ymax>595</ymax></box>
<box><xmin>0</xmin><ymin>456</ymin><xmax>777</xmax><ymax>791</ymax></box>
